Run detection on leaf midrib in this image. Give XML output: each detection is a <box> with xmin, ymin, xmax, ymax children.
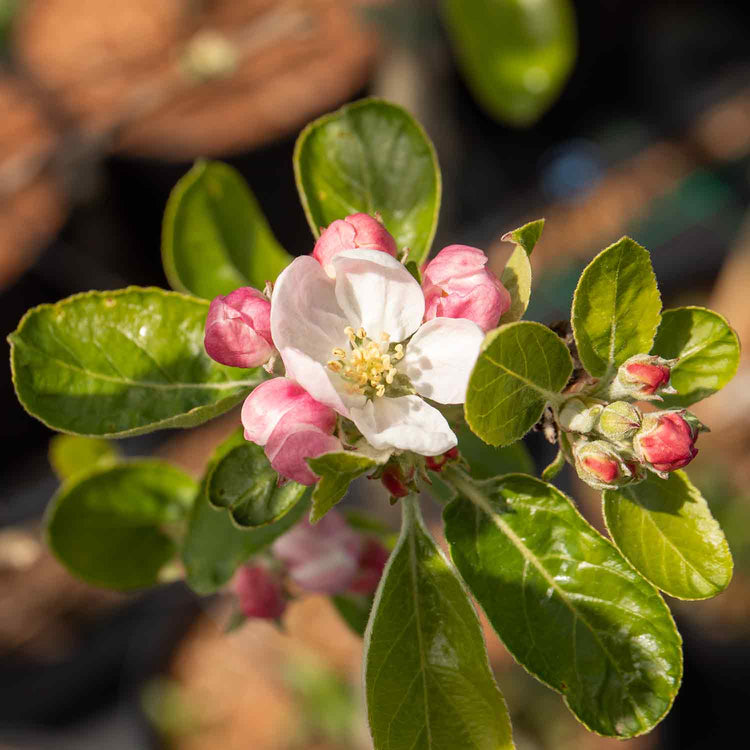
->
<box><xmin>13</xmin><ymin>339</ymin><xmax>260</xmax><ymax>391</ymax></box>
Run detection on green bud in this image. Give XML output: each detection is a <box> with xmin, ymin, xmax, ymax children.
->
<box><xmin>558</xmin><ymin>397</ymin><xmax>604</xmax><ymax>434</ymax></box>
<box><xmin>597</xmin><ymin>401</ymin><xmax>642</xmax><ymax>442</ymax></box>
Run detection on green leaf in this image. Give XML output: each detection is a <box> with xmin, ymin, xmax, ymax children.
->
<box><xmin>182</xmin><ymin>429</ymin><xmax>310</xmax><ymax>594</ymax></box>
<box><xmin>651</xmin><ymin>306</ymin><xmax>740</xmax><ymax>407</ymax></box>
<box><xmin>498</xmin><ymin>219</ymin><xmax>543</xmax><ymax>324</ymax></box>
<box><xmin>457</xmin><ymin>423</ymin><xmax>534</xmax><ymax>479</ymax></box>
<box><xmin>49</xmin><ymin>435</ymin><xmax>119</xmax><ymax>481</ymax></box>
<box><xmin>307</xmin><ymin>452</ymin><xmax>377</xmax><ymax>523</ymax></box>
<box><xmin>208</xmin><ymin>440</ymin><xmax>307</xmax><ymax>528</ymax></box>
<box><xmin>294</xmin><ymin>98</ymin><xmax>441</xmax><ymax>266</ymax></box>
<box><xmin>572</xmin><ymin>237</ymin><xmax>662</xmax><ymax>377</ymax></box>
<box><xmin>443</xmin><ymin>470</ymin><xmax>682</xmax><ymax>738</ymax></box>
<box><xmin>603</xmin><ymin>471</ymin><xmax>732</xmax><ymax>601</ymax></box>
<box><xmin>45</xmin><ymin>460</ymin><xmax>196</xmax><ymax>590</ymax></box>
<box><xmin>162</xmin><ymin>161</ymin><xmax>291</xmax><ymax>300</ymax></box>
<box><xmin>9</xmin><ymin>287</ymin><xmax>263</xmax><ymax>437</ymax></box>
<box><xmin>541</xmin><ymin>449</ymin><xmax>565</xmax><ymax>481</ymax></box>
<box><xmin>441</xmin><ymin>0</ymin><xmax>577</xmax><ymax>127</ymax></box>
<box><xmin>332</xmin><ymin>593</ymin><xmax>374</xmax><ymax>638</ymax></box>
<box><xmin>503</xmin><ymin>218</ymin><xmax>545</xmax><ymax>257</ymax></box>
<box><xmin>365</xmin><ymin>498</ymin><xmax>514</xmax><ymax>749</ymax></box>
<box><xmin>465</xmin><ymin>321</ymin><xmax>572</xmax><ymax>446</ymax></box>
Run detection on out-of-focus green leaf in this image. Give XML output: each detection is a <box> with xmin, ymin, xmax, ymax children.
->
<box><xmin>294</xmin><ymin>98</ymin><xmax>441</xmax><ymax>266</ymax></box>
<box><xmin>456</xmin><ymin>423</ymin><xmax>534</xmax><ymax>478</ymax></box>
<box><xmin>441</xmin><ymin>0</ymin><xmax>577</xmax><ymax>127</ymax></box>
<box><xmin>332</xmin><ymin>593</ymin><xmax>374</xmax><ymax>637</ymax></box>
<box><xmin>46</xmin><ymin>460</ymin><xmax>196</xmax><ymax>590</ymax></box>
<box><xmin>49</xmin><ymin>435</ymin><xmax>119</xmax><ymax>481</ymax></box>
<box><xmin>364</xmin><ymin>498</ymin><xmax>514</xmax><ymax>750</ymax></box>
<box><xmin>443</xmin><ymin>470</ymin><xmax>683</xmax><ymax>738</ymax></box>
<box><xmin>651</xmin><ymin>306</ymin><xmax>740</xmax><ymax>407</ymax></box>
<box><xmin>307</xmin><ymin>452</ymin><xmax>377</xmax><ymax>523</ymax></box>
<box><xmin>9</xmin><ymin>288</ymin><xmax>262</xmax><ymax>437</ymax></box>
<box><xmin>162</xmin><ymin>161</ymin><xmax>291</xmax><ymax>300</ymax></box>
<box><xmin>604</xmin><ymin>471</ymin><xmax>732</xmax><ymax>600</ymax></box>
<box><xmin>466</xmin><ymin>321</ymin><xmax>572</xmax><ymax>446</ymax></box>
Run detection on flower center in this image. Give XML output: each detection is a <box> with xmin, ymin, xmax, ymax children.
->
<box><xmin>327</xmin><ymin>326</ymin><xmax>404</xmax><ymax>398</ymax></box>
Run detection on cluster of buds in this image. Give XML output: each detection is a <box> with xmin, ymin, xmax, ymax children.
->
<box><xmin>231</xmin><ymin>510</ymin><xmax>390</xmax><ymax>622</ymax></box>
<box><xmin>560</xmin><ymin>355</ymin><xmax>706</xmax><ymax>491</ymax></box>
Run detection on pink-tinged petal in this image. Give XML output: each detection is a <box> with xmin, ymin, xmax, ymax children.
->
<box><xmin>266</xmin><ymin>418</ymin><xmax>342</xmax><ymax>485</ymax></box>
<box><xmin>271</xmin><ymin>255</ymin><xmax>349</xmax><ymax>368</ymax></box>
<box><xmin>272</xmin><ymin>512</ymin><xmax>362</xmax><ymax>593</ymax></box>
<box><xmin>204</xmin><ymin>289</ymin><xmax>274</xmax><ymax>368</ymax></box>
<box><xmin>350</xmin><ymin>395</ymin><xmax>456</xmax><ymax>456</ymax></box>
<box><xmin>241</xmin><ymin>377</ymin><xmax>337</xmax><ymax>447</ymax></box>
<box><xmin>421</xmin><ymin>245</ymin><xmax>510</xmax><ymax>332</ymax></box>
<box><xmin>635</xmin><ymin>411</ymin><xmax>699</xmax><ymax>473</ymax></box>
<box><xmin>332</xmin><ymin>248</ymin><xmax>425</xmax><ymax>341</ymax></box>
<box><xmin>399</xmin><ymin>317</ymin><xmax>484</xmax><ymax>404</ymax></box>
<box><xmin>232</xmin><ymin>564</ymin><xmax>286</xmax><ymax>620</ymax></box>
<box><xmin>312</xmin><ymin>214</ymin><xmax>398</xmax><ymax>276</ymax></box>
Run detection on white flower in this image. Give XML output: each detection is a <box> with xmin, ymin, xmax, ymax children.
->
<box><xmin>270</xmin><ymin>248</ymin><xmax>484</xmax><ymax>456</ymax></box>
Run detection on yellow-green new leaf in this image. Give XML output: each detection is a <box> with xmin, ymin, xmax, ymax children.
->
<box><xmin>603</xmin><ymin>471</ymin><xmax>732</xmax><ymax>600</ymax></box>
<box><xmin>498</xmin><ymin>219</ymin><xmax>544</xmax><ymax>325</ymax></box>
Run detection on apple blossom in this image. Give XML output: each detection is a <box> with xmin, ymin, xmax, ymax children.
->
<box><xmin>232</xmin><ymin>563</ymin><xmax>287</xmax><ymax>620</ymax></box>
<box><xmin>633</xmin><ymin>410</ymin><xmax>699</xmax><ymax>475</ymax></box>
<box><xmin>422</xmin><ymin>244</ymin><xmax>511</xmax><ymax>332</ymax></box>
<box><xmin>272</xmin><ymin>511</ymin><xmax>362</xmax><ymax>594</ymax></box>
<box><xmin>572</xmin><ymin>439</ymin><xmax>642</xmax><ymax>490</ymax></box>
<box><xmin>241</xmin><ymin>377</ymin><xmax>341</xmax><ymax>485</ymax></box>
<box><xmin>269</xmin><ymin>248</ymin><xmax>485</xmax><ymax>456</ymax></box>
<box><xmin>312</xmin><ymin>212</ymin><xmax>398</xmax><ymax>276</ymax></box>
<box><xmin>204</xmin><ymin>286</ymin><xmax>274</xmax><ymax>368</ymax></box>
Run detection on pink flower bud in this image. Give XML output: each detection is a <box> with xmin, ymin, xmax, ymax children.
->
<box><xmin>422</xmin><ymin>245</ymin><xmax>511</xmax><ymax>332</ymax></box>
<box><xmin>572</xmin><ymin>439</ymin><xmax>641</xmax><ymax>491</ymax></box>
<box><xmin>312</xmin><ymin>213</ymin><xmax>399</xmax><ymax>275</ymax></box>
<box><xmin>232</xmin><ymin>563</ymin><xmax>286</xmax><ymax>620</ymax></box>
<box><xmin>204</xmin><ymin>287</ymin><xmax>273</xmax><ymax>368</ymax></box>
<box><xmin>381</xmin><ymin>464</ymin><xmax>414</xmax><ymax>497</ymax></box>
<box><xmin>241</xmin><ymin>378</ymin><xmax>341</xmax><ymax>485</ymax></box>
<box><xmin>272</xmin><ymin>512</ymin><xmax>362</xmax><ymax>594</ymax></box>
<box><xmin>634</xmin><ymin>410</ymin><xmax>699</xmax><ymax>475</ymax></box>
<box><xmin>349</xmin><ymin>538</ymin><xmax>390</xmax><ymax>595</ymax></box>
<box><xmin>615</xmin><ymin>354</ymin><xmax>677</xmax><ymax>400</ymax></box>
<box><xmin>425</xmin><ymin>446</ymin><xmax>460</xmax><ymax>473</ymax></box>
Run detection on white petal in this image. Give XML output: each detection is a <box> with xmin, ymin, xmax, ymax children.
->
<box><xmin>271</xmin><ymin>255</ymin><xmax>349</xmax><ymax>366</ymax></box>
<box><xmin>332</xmin><ymin>249</ymin><xmax>424</xmax><ymax>341</ymax></box>
<box><xmin>281</xmin><ymin>346</ymin><xmax>366</xmax><ymax>416</ymax></box>
<box><xmin>350</xmin><ymin>396</ymin><xmax>457</xmax><ymax>456</ymax></box>
<box><xmin>399</xmin><ymin>317</ymin><xmax>484</xmax><ymax>404</ymax></box>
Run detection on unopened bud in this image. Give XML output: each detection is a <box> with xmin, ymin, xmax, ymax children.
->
<box><xmin>572</xmin><ymin>439</ymin><xmax>641</xmax><ymax>491</ymax></box>
<box><xmin>558</xmin><ymin>398</ymin><xmax>604</xmax><ymax>434</ymax></box>
<box><xmin>613</xmin><ymin>354</ymin><xmax>677</xmax><ymax>401</ymax></box>
<box><xmin>381</xmin><ymin>464</ymin><xmax>414</xmax><ymax>498</ymax></box>
<box><xmin>232</xmin><ymin>564</ymin><xmax>286</xmax><ymax>620</ymax></box>
<box><xmin>633</xmin><ymin>410</ymin><xmax>701</xmax><ymax>476</ymax></box>
<box><xmin>597</xmin><ymin>401</ymin><xmax>642</xmax><ymax>442</ymax></box>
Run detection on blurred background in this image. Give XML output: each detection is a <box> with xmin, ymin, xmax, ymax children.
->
<box><xmin>1</xmin><ymin>1</ymin><xmax>750</xmax><ymax>748</ymax></box>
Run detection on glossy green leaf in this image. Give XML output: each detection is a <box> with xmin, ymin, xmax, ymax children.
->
<box><xmin>441</xmin><ymin>0</ymin><xmax>577</xmax><ymax>127</ymax></box>
<box><xmin>603</xmin><ymin>471</ymin><xmax>732</xmax><ymax>600</ymax></box>
<box><xmin>9</xmin><ymin>287</ymin><xmax>263</xmax><ymax>437</ymax></box>
<box><xmin>498</xmin><ymin>220</ymin><xmax>545</xmax><ymax>325</ymax></box>
<box><xmin>182</xmin><ymin>429</ymin><xmax>310</xmax><ymax>594</ymax></box>
<box><xmin>49</xmin><ymin>435</ymin><xmax>119</xmax><ymax>481</ymax></box>
<box><xmin>572</xmin><ymin>237</ymin><xmax>662</xmax><ymax>377</ymax></box>
<box><xmin>466</xmin><ymin>321</ymin><xmax>572</xmax><ymax>446</ymax></box>
<box><xmin>294</xmin><ymin>98</ymin><xmax>441</xmax><ymax>266</ymax></box>
<box><xmin>45</xmin><ymin>460</ymin><xmax>196</xmax><ymax>590</ymax></box>
<box><xmin>457</xmin><ymin>424</ymin><xmax>534</xmax><ymax>479</ymax></box>
<box><xmin>332</xmin><ymin>593</ymin><xmax>374</xmax><ymax>638</ymax></box>
<box><xmin>364</xmin><ymin>498</ymin><xmax>514</xmax><ymax>750</ymax></box>
<box><xmin>162</xmin><ymin>161</ymin><xmax>291</xmax><ymax>300</ymax></box>
<box><xmin>307</xmin><ymin>452</ymin><xmax>377</xmax><ymax>523</ymax></box>
<box><xmin>443</xmin><ymin>470</ymin><xmax>683</xmax><ymax>738</ymax></box>
<box><xmin>651</xmin><ymin>306</ymin><xmax>740</xmax><ymax>407</ymax></box>
<box><xmin>208</xmin><ymin>440</ymin><xmax>307</xmax><ymax>528</ymax></box>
